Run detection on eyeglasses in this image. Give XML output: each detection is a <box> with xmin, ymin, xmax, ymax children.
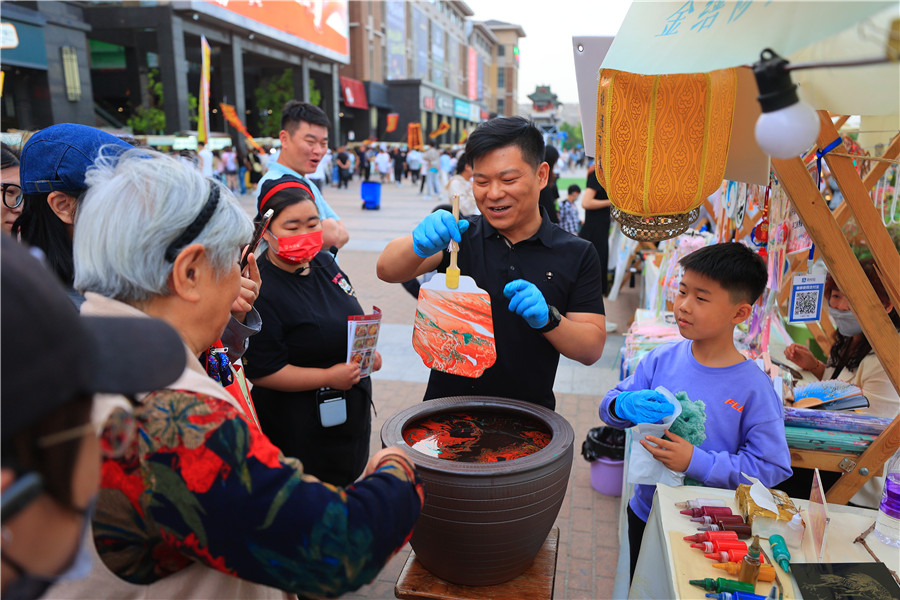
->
<box><xmin>2</xmin><ymin>183</ymin><xmax>23</xmax><ymax>209</ymax></box>
<box><xmin>37</xmin><ymin>407</ymin><xmax>137</xmax><ymax>459</ymax></box>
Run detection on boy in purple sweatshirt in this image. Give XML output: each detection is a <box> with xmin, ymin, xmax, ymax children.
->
<box><xmin>599</xmin><ymin>242</ymin><xmax>791</xmax><ymax>580</ymax></box>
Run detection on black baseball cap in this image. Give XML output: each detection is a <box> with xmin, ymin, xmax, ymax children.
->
<box><xmin>1</xmin><ymin>237</ymin><xmax>185</xmax><ymax>438</ymax></box>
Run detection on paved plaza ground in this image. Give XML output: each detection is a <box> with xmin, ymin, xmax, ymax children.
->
<box><xmin>236</xmin><ymin>166</ymin><xmax>640</xmax><ymax>599</ymax></box>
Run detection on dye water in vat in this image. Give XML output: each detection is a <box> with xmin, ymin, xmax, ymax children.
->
<box><xmin>403</xmin><ymin>411</ymin><xmax>551</xmax><ymax>462</ymax></box>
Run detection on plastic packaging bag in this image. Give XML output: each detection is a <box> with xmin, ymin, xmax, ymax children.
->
<box><xmin>582</xmin><ymin>426</ymin><xmax>626</xmax><ymax>461</ymax></box>
<box><xmin>626</xmin><ymin>386</ymin><xmax>685</xmax><ymax>486</ymax></box>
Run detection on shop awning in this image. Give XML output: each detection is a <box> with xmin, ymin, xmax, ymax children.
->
<box><xmin>340</xmin><ymin>76</ymin><xmax>369</xmax><ymax>110</ymax></box>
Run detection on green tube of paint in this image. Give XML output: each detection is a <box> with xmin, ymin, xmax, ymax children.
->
<box><xmin>689</xmin><ymin>577</ymin><xmax>756</xmax><ymax>594</ymax></box>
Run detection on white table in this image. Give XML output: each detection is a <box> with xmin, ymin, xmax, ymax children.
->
<box><xmin>628</xmin><ymin>484</ymin><xmax>899</xmax><ymax>599</ymax></box>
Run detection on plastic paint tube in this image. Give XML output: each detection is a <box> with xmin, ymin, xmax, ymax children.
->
<box><xmin>676</xmin><ymin>498</ymin><xmax>728</xmax><ymax>509</ymax></box>
<box><xmin>681</xmin><ymin>506</ymin><xmax>735</xmax><ymax>518</ymax></box>
<box><xmin>691</xmin><ymin>540</ymin><xmax>748</xmax><ymax>554</ymax></box>
<box><xmin>684</xmin><ymin>531</ymin><xmax>740</xmax><ymax>543</ymax></box>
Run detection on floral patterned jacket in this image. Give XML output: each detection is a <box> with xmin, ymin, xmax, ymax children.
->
<box><xmin>49</xmin><ymin>294</ymin><xmax>423</xmax><ymax>600</ymax></box>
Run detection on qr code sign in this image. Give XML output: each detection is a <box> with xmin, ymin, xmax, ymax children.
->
<box><xmin>792</xmin><ymin>290</ymin><xmax>819</xmax><ymax>320</ymax></box>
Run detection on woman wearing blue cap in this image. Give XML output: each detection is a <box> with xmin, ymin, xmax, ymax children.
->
<box><xmin>14</xmin><ymin>124</ymin><xmax>131</xmax><ymax>304</ymax></box>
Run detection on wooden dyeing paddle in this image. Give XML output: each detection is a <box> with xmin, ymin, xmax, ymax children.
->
<box><xmin>412</xmin><ymin>194</ymin><xmax>496</xmax><ymax>378</ymax></box>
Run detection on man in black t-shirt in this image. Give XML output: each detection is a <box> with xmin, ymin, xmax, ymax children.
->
<box><xmin>377</xmin><ymin>117</ymin><xmax>607</xmax><ymax>410</ymax></box>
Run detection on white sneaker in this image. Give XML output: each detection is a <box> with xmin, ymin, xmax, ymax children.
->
<box><xmin>605</xmin><ymin>321</ymin><xmax>618</xmax><ymax>333</ymax></box>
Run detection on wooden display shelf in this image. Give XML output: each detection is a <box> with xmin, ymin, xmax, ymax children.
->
<box><xmin>394</xmin><ymin>527</ymin><xmax>559</xmax><ymax>600</ymax></box>
<box><xmin>772</xmin><ymin>112</ymin><xmax>900</xmax><ymax>504</ymax></box>
<box><xmin>790</xmin><ymin>447</ymin><xmax>884</xmax><ymax>477</ymax></box>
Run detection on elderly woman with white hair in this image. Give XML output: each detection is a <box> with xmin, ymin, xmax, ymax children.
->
<box><xmin>47</xmin><ymin>148</ymin><xmax>423</xmax><ymax>600</ymax></box>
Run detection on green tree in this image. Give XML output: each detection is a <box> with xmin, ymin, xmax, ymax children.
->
<box><xmin>559</xmin><ymin>121</ymin><xmax>584</xmax><ymax>150</ymax></box>
<box><xmin>254</xmin><ymin>69</ymin><xmax>295</xmax><ymax>137</ymax></box>
<box><xmin>127</xmin><ymin>68</ymin><xmax>166</xmax><ymax>134</ymax></box>
<box><xmin>254</xmin><ymin>69</ymin><xmax>325</xmax><ymax>137</ymax></box>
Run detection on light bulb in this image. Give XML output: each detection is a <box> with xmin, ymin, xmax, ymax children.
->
<box><xmin>754</xmin><ymin>100</ymin><xmax>820</xmax><ymax>159</ymax></box>
<box><xmin>752</xmin><ymin>48</ymin><xmax>822</xmax><ymax>159</ymax></box>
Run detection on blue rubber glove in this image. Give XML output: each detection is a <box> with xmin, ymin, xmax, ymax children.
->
<box><xmin>503</xmin><ymin>279</ymin><xmax>550</xmax><ymax>329</ymax></box>
<box><xmin>614</xmin><ymin>390</ymin><xmax>674</xmax><ymax>424</ymax></box>
<box><xmin>412</xmin><ymin>210</ymin><xmax>470</xmax><ymax>258</ymax></box>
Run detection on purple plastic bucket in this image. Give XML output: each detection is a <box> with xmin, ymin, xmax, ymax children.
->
<box><xmin>590</xmin><ymin>457</ymin><xmax>623</xmax><ymax>496</ymax></box>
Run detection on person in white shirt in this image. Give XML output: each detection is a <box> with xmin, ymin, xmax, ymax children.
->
<box><xmin>256</xmin><ymin>101</ymin><xmax>348</xmax><ymax>249</ymax></box>
<box><xmin>445</xmin><ymin>151</ymin><xmax>478</xmax><ymax>217</ymax></box>
<box><xmin>197</xmin><ymin>141</ymin><xmax>214</xmax><ymax>178</ymax></box>
<box><xmin>374</xmin><ymin>148</ymin><xmax>391</xmax><ymax>183</ymax></box>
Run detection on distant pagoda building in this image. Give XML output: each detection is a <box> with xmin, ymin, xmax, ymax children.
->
<box><xmin>528</xmin><ymin>85</ymin><xmax>560</xmax><ymax>113</ymax></box>
<box><xmin>526</xmin><ymin>85</ymin><xmax>562</xmax><ymax>144</ymax></box>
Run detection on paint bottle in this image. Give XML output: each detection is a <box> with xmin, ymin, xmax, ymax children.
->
<box><xmin>683</xmin><ymin>530</ymin><xmax>739</xmax><ymax>543</ymax></box>
<box><xmin>713</xmin><ymin>561</ymin><xmax>776</xmax><ymax>582</ymax></box>
<box><xmin>676</xmin><ymin>498</ymin><xmax>728</xmax><ymax>509</ymax></box>
<box><xmin>688</xmin><ymin>577</ymin><xmax>755</xmax><ymax>594</ymax></box>
<box><xmin>681</xmin><ymin>506</ymin><xmax>734</xmax><ymax>518</ymax></box>
<box><xmin>691</xmin><ymin>540</ymin><xmax>747</xmax><ymax>554</ymax></box>
<box><xmin>692</xmin><ymin>514</ymin><xmax>745</xmax><ymax>525</ymax></box>
<box><xmin>705</xmin><ymin>592</ymin><xmax>768</xmax><ymax>600</ymax></box>
<box><xmin>738</xmin><ymin>535</ymin><xmax>762</xmax><ymax>586</ymax></box>
<box><xmin>706</xmin><ymin>549</ymin><xmax>748</xmax><ymax>563</ymax></box>
<box><xmin>769</xmin><ymin>534</ymin><xmax>791</xmax><ymax>573</ymax></box>
<box><xmin>697</xmin><ymin>522</ymin><xmax>753</xmax><ymax>539</ymax></box>
<box><xmin>783</xmin><ymin>513</ymin><xmax>805</xmax><ymax>548</ymax></box>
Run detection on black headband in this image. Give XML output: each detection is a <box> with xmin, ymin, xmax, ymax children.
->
<box><xmin>164</xmin><ymin>183</ymin><xmax>220</xmax><ymax>262</ymax></box>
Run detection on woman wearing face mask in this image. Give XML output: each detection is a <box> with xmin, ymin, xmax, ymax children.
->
<box><xmin>778</xmin><ymin>257</ymin><xmax>899</xmax><ymax>507</ymax></box>
<box><xmin>784</xmin><ymin>258</ymin><xmax>899</xmax><ymax>419</ymax></box>
<box><xmin>243</xmin><ymin>174</ymin><xmax>382</xmax><ymax>486</ymax></box>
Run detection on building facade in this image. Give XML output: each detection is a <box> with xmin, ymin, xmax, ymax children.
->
<box><xmin>482</xmin><ymin>20</ymin><xmax>526</xmax><ymax>117</ymax></box>
<box><xmin>1</xmin><ymin>1</ymin><xmax>524</xmax><ymax>149</ymax></box>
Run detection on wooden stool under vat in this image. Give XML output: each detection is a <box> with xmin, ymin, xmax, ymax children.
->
<box><xmin>394</xmin><ymin>527</ymin><xmax>559</xmax><ymax>600</ymax></box>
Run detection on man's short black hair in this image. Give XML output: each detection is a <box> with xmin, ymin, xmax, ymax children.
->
<box><xmin>465</xmin><ymin>116</ymin><xmax>544</xmax><ymax>171</ymax></box>
<box><xmin>568</xmin><ymin>184</ymin><xmax>581</xmax><ymax>195</ymax></box>
<box><xmin>281</xmin><ymin>100</ymin><xmax>331</xmax><ymax>133</ymax></box>
<box><xmin>679</xmin><ymin>242</ymin><xmax>768</xmax><ymax>305</ymax></box>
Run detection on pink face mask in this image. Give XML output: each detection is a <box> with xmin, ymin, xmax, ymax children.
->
<box><xmin>271</xmin><ymin>229</ymin><xmax>323</xmax><ymax>264</ymax></box>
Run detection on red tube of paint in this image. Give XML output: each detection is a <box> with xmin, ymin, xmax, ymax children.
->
<box><xmin>680</xmin><ymin>506</ymin><xmax>734</xmax><ymax>518</ymax></box>
<box><xmin>691</xmin><ymin>540</ymin><xmax>747</xmax><ymax>553</ymax></box>
<box><xmin>692</xmin><ymin>514</ymin><xmax>745</xmax><ymax>525</ymax></box>
<box><xmin>698</xmin><ymin>523</ymin><xmax>753</xmax><ymax>539</ymax></box>
<box><xmin>706</xmin><ymin>549</ymin><xmax>748</xmax><ymax>563</ymax></box>
<box><xmin>683</xmin><ymin>531</ymin><xmax>740</xmax><ymax>543</ymax></box>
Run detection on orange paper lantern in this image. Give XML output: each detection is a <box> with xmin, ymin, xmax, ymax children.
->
<box><xmin>596</xmin><ymin>68</ymin><xmax>737</xmax><ymax>241</ymax></box>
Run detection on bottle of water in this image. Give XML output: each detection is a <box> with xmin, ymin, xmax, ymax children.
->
<box><xmin>874</xmin><ymin>452</ymin><xmax>900</xmax><ymax>547</ymax></box>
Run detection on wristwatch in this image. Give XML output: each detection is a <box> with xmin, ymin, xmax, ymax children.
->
<box><xmin>538</xmin><ymin>305</ymin><xmax>562</xmax><ymax>333</ymax></box>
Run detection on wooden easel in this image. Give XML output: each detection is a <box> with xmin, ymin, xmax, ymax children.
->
<box><xmin>772</xmin><ymin>111</ymin><xmax>900</xmax><ymax>504</ymax></box>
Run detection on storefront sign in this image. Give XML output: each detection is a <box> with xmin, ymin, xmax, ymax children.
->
<box><xmin>202</xmin><ymin>0</ymin><xmax>349</xmax><ymax>60</ymax></box>
<box><xmin>412</xmin><ymin>7</ymin><xmax>428</xmax><ymax>80</ymax></box>
<box><xmin>385</xmin><ymin>1</ymin><xmax>406</xmax><ymax>80</ymax></box>
<box><xmin>453</xmin><ymin>98</ymin><xmax>469</xmax><ymax>119</ymax></box>
<box><xmin>422</xmin><ymin>95</ymin><xmax>435</xmax><ymax>111</ymax></box>
<box><xmin>0</xmin><ymin>23</ymin><xmax>19</xmax><ymax>49</ymax></box>
<box><xmin>467</xmin><ymin>48</ymin><xmax>477</xmax><ymax>100</ymax></box>
<box><xmin>434</xmin><ymin>93</ymin><xmax>454</xmax><ymax>116</ymax></box>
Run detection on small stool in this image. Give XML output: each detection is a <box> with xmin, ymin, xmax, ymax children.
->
<box><xmin>394</xmin><ymin>527</ymin><xmax>559</xmax><ymax>600</ymax></box>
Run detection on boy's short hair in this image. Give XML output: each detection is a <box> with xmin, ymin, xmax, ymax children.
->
<box><xmin>679</xmin><ymin>242</ymin><xmax>767</xmax><ymax>305</ymax></box>
<box><xmin>567</xmin><ymin>184</ymin><xmax>581</xmax><ymax>195</ymax></box>
<box><xmin>281</xmin><ymin>100</ymin><xmax>331</xmax><ymax>134</ymax></box>
<box><xmin>465</xmin><ymin>116</ymin><xmax>544</xmax><ymax>171</ymax></box>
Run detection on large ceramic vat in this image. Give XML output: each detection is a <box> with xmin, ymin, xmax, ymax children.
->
<box><xmin>380</xmin><ymin>396</ymin><xmax>574</xmax><ymax>586</ymax></box>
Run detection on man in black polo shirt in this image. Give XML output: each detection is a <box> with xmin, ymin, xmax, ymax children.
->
<box><xmin>377</xmin><ymin>117</ymin><xmax>607</xmax><ymax>410</ymax></box>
